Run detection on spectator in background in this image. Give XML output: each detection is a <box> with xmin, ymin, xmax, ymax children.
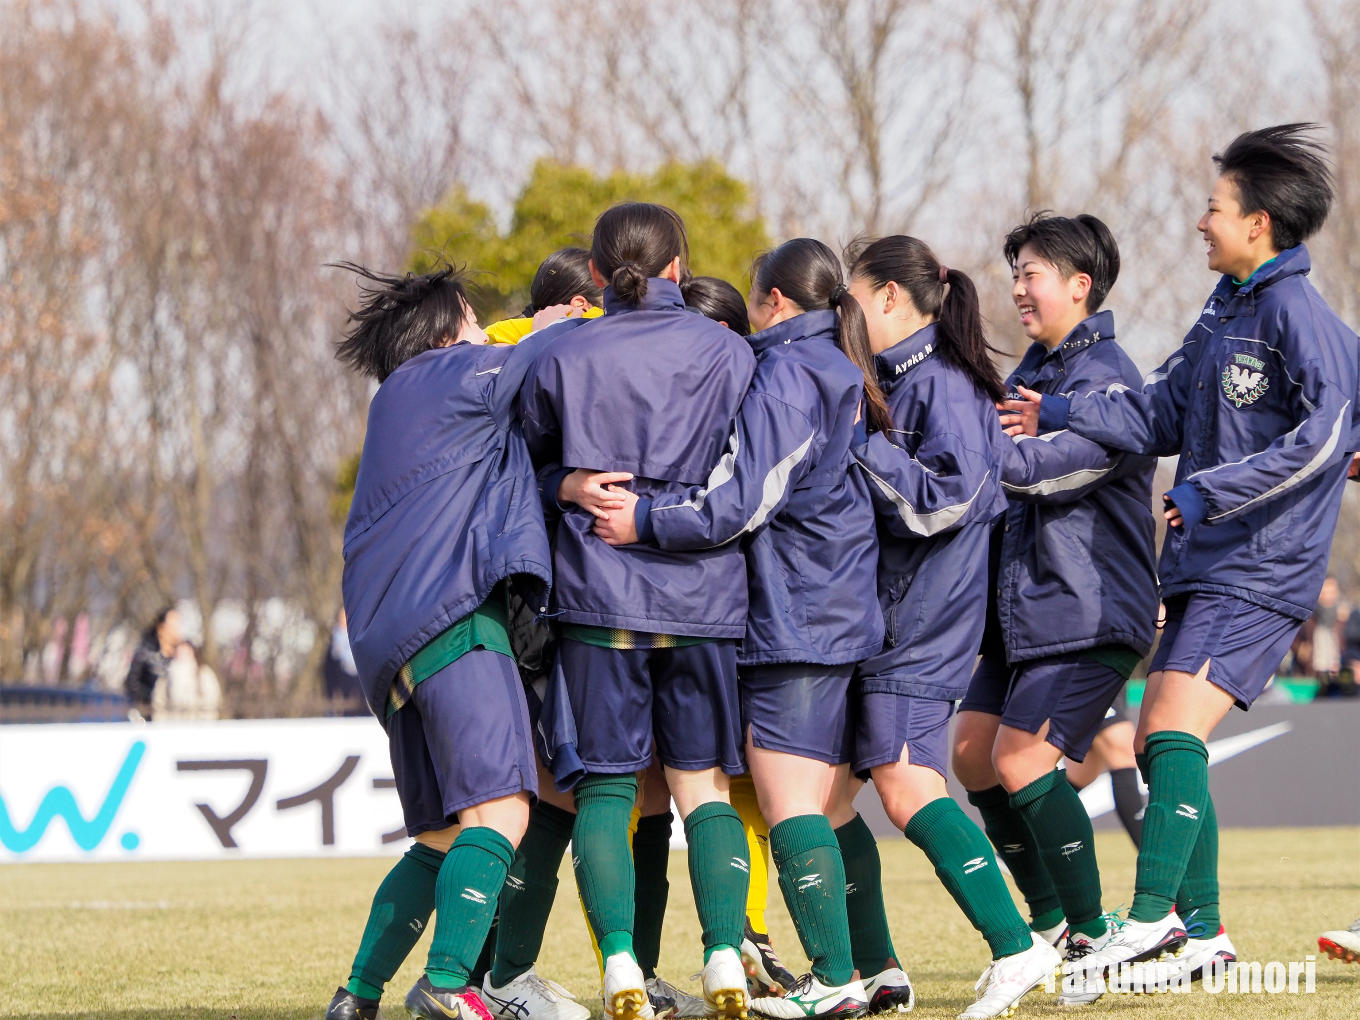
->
<box><xmin>1343</xmin><ymin>601</ymin><xmax>1360</xmax><ymax>682</ymax></box>
<box><xmin>1310</xmin><ymin>576</ymin><xmax>1350</xmax><ymax>696</ymax></box>
<box><xmin>123</xmin><ymin>606</ymin><xmax>180</xmax><ymax>720</ymax></box>
<box><xmin>323</xmin><ymin>607</ymin><xmax>365</xmax><ymax>715</ymax></box>
<box><xmin>153</xmin><ymin>641</ymin><xmax>222</xmax><ymax>720</ymax></box>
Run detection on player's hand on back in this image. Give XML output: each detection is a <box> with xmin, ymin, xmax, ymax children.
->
<box><xmin>997</xmin><ymin>385</ymin><xmax>1042</xmax><ymax>437</ymax></box>
<box><xmin>593</xmin><ymin>488</ymin><xmax>640</xmax><ymax>546</ymax></box>
<box><xmin>559</xmin><ymin>469</ymin><xmax>633</xmax><ymax>519</ymax></box>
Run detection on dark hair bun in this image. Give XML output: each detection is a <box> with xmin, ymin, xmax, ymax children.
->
<box><xmin>611</xmin><ymin>261</ymin><xmax>649</xmax><ymax>303</ymax></box>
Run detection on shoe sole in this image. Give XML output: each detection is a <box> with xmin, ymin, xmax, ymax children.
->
<box><xmin>1319</xmin><ymin>938</ymin><xmax>1360</xmax><ymax>964</ymax></box>
<box><xmin>961</xmin><ymin>969</ymin><xmax>1049</xmax><ymax>1019</ymax></box>
<box><xmin>1188</xmin><ymin>951</ymin><xmax>1237</xmax><ymax>980</ymax></box>
<box><xmin>707</xmin><ymin>988</ymin><xmax>749</xmax><ymax>1020</ymax></box>
<box><xmin>868</xmin><ymin>987</ymin><xmax>914</xmax><ymax>1013</ymax></box>
<box><xmin>610</xmin><ymin>988</ymin><xmax>650</xmax><ymax>1020</ymax></box>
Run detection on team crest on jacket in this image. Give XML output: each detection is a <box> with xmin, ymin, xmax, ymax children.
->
<box><xmin>1221</xmin><ymin>352</ymin><xmax>1269</xmax><ymax>407</ymax></box>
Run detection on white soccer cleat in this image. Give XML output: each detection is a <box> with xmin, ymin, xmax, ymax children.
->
<box><xmin>1034</xmin><ymin>920</ymin><xmax>1067</xmax><ymax>953</ymax></box>
<box><xmin>1071</xmin><ymin>912</ymin><xmax>1188</xmax><ymax>977</ymax></box>
<box><xmin>1319</xmin><ymin>919</ymin><xmax>1360</xmax><ymax>964</ymax></box>
<box><xmin>646</xmin><ymin>976</ymin><xmax>708</xmax><ymax>1019</ymax></box>
<box><xmin>1172</xmin><ymin>926</ymin><xmax>1238</xmax><ymax>979</ymax></box>
<box><xmin>958</xmin><ymin>933</ymin><xmax>1062</xmax><ymax>1019</ymax></box>
<box><xmin>1055</xmin><ymin>919</ymin><xmax>1123</xmax><ymax>1006</ymax></box>
<box><xmin>749</xmin><ymin>973</ymin><xmax>868</xmax><ymax>1018</ymax></box>
<box><xmin>861</xmin><ymin>967</ymin><xmax>914</xmax><ymax>1013</ymax></box>
<box><xmin>702</xmin><ymin>947</ymin><xmax>750</xmax><ymax>1019</ymax></box>
<box><xmin>604</xmin><ymin>953</ymin><xmax>655</xmax><ymax>1020</ymax></box>
<box><xmin>482</xmin><ymin>967</ymin><xmax>591</xmax><ymax>1020</ymax></box>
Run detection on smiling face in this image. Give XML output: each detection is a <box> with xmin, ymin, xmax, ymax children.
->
<box><xmin>1011</xmin><ymin>243</ymin><xmax>1092</xmax><ymax>349</ymax></box>
<box><xmin>1197</xmin><ymin>174</ymin><xmax>1275</xmax><ymax>281</ymax></box>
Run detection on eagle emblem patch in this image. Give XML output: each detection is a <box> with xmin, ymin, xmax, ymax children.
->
<box><xmin>1221</xmin><ymin>352</ymin><xmax>1269</xmax><ymax>407</ymax></box>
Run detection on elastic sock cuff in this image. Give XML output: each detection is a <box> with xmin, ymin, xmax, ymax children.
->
<box><xmin>966</xmin><ymin>784</ymin><xmax>1010</xmax><ymax>810</ymax></box>
<box><xmin>407</xmin><ymin>841</ymin><xmax>448</xmax><ymax>873</ymax></box>
<box><xmin>576</xmin><ymin>773</ymin><xmax>639</xmax><ymax>800</ymax></box>
<box><xmin>769</xmin><ymin>813</ymin><xmax>838</xmax><ymax>867</ymax></box>
<box><xmin>903</xmin><ymin>796</ymin><xmax>963</xmax><ymax>844</ymax></box>
<box><xmin>637</xmin><ymin>810</ymin><xmax>675</xmax><ymax>836</ymax></box>
<box><xmin>1008</xmin><ymin>769</ymin><xmax>1064</xmax><ymax>811</ymax></box>
<box><xmin>1144</xmin><ymin>730</ymin><xmax>1208</xmax><ymax>762</ymax></box>
<box><xmin>684</xmin><ymin>800</ymin><xmax>741</xmax><ymax>834</ymax></box>
<box><xmin>1135</xmin><ymin>752</ymin><xmax>1149</xmax><ymax>785</ymax></box>
<box><xmin>346</xmin><ymin>977</ymin><xmax>383</xmax><ymax>1002</ymax></box>
<box><xmin>452</xmin><ymin>826</ymin><xmax>517</xmax><ymax>870</ymax></box>
<box><xmin>833</xmin><ymin>813</ymin><xmax>877</xmax><ymax>856</ymax></box>
<box><xmin>531</xmin><ymin>801</ymin><xmax>578</xmax><ymax>841</ymax></box>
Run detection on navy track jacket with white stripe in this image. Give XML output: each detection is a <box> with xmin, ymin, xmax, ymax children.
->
<box><xmin>852</xmin><ymin>324</ymin><xmax>1008</xmax><ymax>701</ymax></box>
<box><xmin>1044</xmin><ymin>245</ymin><xmax>1359</xmax><ymax>619</ymax></box>
<box><xmin>998</xmin><ymin>311</ymin><xmax>1159</xmax><ymax>662</ymax></box>
<box><xmin>634</xmin><ymin>310</ymin><xmax>884</xmax><ymax>666</ymax></box>
<box><xmin>518</xmin><ymin>279</ymin><xmax>757</xmax><ymax>637</ymax></box>
<box><xmin>343</xmin><ymin>332</ymin><xmax>556</xmax><ymax>724</ymax></box>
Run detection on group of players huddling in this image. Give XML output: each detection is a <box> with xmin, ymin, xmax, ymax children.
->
<box><xmin>324</xmin><ymin>123</ymin><xmax>1360</xmax><ymax>1020</ymax></box>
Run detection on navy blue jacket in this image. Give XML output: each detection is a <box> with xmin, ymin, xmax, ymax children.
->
<box><xmin>518</xmin><ymin>279</ymin><xmax>757</xmax><ymax>636</ymax></box>
<box><xmin>998</xmin><ymin>311</ymin><xmax>1159</xmax><ymax>662</ymax></box>
<box><xmin>635</xmin><ymin>310</ymin><xmax>883</xmax><ymax>666</ymax></box>
<box><xmin>852</xmin><ymin>325</ymin><xmax>1008</xmax><ymax>701</ymax></box>
<box><xmin>1046</xmin><ymin>246</ymin><xmax>1359</xmax><ymax>619</ymax></box>
<box><xmin>343</xmin><ymin>334</ymin><xmax>556</xmax><ymax>723</ymax></box>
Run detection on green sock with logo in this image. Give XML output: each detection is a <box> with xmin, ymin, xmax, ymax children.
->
<box><xmin>770</xmin><ymin>814</ymin><xmax>855</xmax><ymax>986</ymax></box>
<box><xmin>835</xmin><ymin>813</ymin><xmax>898</xmax><ymax>975</ymax></box>
<box><xmin>1176</xmin><ymin>791</ymin><xmax>1221</xmax><ymax>937</ymax></box>
<box><xmin>347</xmin><ymin>841</ymin><xmax>446</xmax><ymax>999</ymax></box>
<box><xmin>633</xmin><ymin>810</ymin><xmax>674</xmax><ymax>978</ymax></box>
<box><xmin>572</xmin><ymin>773</ymin><xmax>639</xmax><ymax>961</ymax></box>
<box><xmin>491</xmin><ymin>801</ymin><xmax>576</xmax><ymax>987</ymax></box>
<box><xmin>1010</xmin><ymin>770</ymin><xmax>1106</xmax><ymax>939</ymax></box>
<box><xmin>1129</xmin><ymin>731</ymin><xmax>1208</xmax><ymax>923</ymax></box>
<box><xmin>685</xmin><ymin>801</ymin><xmax>749</xmax><ymax>961</ymax></box>
<box><xmin>966</xmin><ymin>785</ymin><xmax>1063</xmax><ymax>932</ymax></box>
<box><xmin>426</xmin><ymin>826</ymin><xmax>517</xmax><ymax>989</ymax></box>
<box><xmin>904</xmin><ymin>797</ymin><xmax>1033</xmax><ymax>960</ymax></box>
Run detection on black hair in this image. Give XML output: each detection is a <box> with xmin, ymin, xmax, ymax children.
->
<box><xmin>523</xmin><ymin>246</ymin><xmax>602</xmax><ymax>316</ymax></box>
<box><xmin>849</xmin><ymin>236</ymin><xmax>1007</xmax><ymax>403</ymax></box>
<box><xmin>1213</xmin><ymin>123</ymin><xmax>1333</xmax><ymax>251</ymax></box>
<box><xmin>752</xmin><ymin>238</ymin><xmax>892</xmax><ymax>434</ymax></box>
<box><xmin>141</xmin><ymin>605</ymin><xmax>177</xmax><ymax>649</ymax></box>
<box><xmin>590</xmin><ymin>202</ymin><xmax>689</xmax><ymax>306</ymax></box>
<box><xmin>1002</xmin><ymin>212</ymin><xmax>1121</xmax><ymax>313</ymax></box>
<box><xmin>331</xmin><ymin>260</ymin><xmax>474</xmax><ymax>382</ymax></box>
<box><xmin>683</xmin><ymin>276</ymin><xmax>750</xmax><ymax>336</ymax></box>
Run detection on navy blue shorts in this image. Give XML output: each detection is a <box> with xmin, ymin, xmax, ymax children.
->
<box><xmin>959</xmin><ymin>651</ymin><xmax>1127</xmax><ymax>761</ymax></box>
<box><xmin>853</xmin><ymin>692</ymin><xmax>953</xmax><ymax>778</ymax></box>
<box><xmin>740</xmin><ymin>662</ymin><xmax>856</xmax><ymax>765</ymax></box>
<box><xmin>1098</xmin><ymin>694</ymin><xmax>1131</xmax><ymax>731</ymax></box>
<box><xmin>557</xmin><ymin>638</ymin><xmax>745</xmax><ymax>775</ymax></box>
<box><xmin>1149</xmin><ymin>593</ymin><xmax>1301</xmax><ymax>710</ymax></box>
<box><xmin>387</xmin><ymin>648</ymin><xmax>538</xmax><ymax>836</ymax></box>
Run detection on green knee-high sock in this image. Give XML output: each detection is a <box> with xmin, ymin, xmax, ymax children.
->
<box><xmin>1129</xmin><ymin>731</ymin><xmax>1208</xmax><ymax>923</ymax></box>
<box><xmin>427</xmin><ymin>827</ymin><xmax>517</xmax><ymax>989</ymax></box>
<box><xmin>1176</xmin><ymin>791</ymin><xmax>1220</xmax><ymax>937</ymax></box>
<box><xmin>904</xmin><ymin>797</ymin><xmax>1033</xmax><ymax>960</ymax></box>
<box><xmin>1010</xmin><ymin>771</ymin><xmax>1105</xmax><ymax>938</ymax></box>
<box><xmin>966</xmin><ymin>786</ymin><xmax>1063</xmax><ymax>932</ymax></box>
<box><xmin>770</xmin><ymin>814</ymin><xmax>854</xmax><ymax>986</ymax></box>
<box><xmin>834</xmin><ymin>813</ymin><xmax>898</xmax><ymax>976</ymax></box>
<box><xmin>491</xmin><ymin>801</ymin><xmax>576</xmax><ymax>987</ymax></box>
<box><xmin>347</xmin><ymin>842</ymin><xmax>446</xmax><ymax>999</ymax></box>
<box><xmin>633</xmin><ymin>811</ymin><xmax>674</xmax><ymax>978</ymax></box>
<box><xmin>684</xmin><ymin>802</ymin><xmax>749</xmax><ymax>959</ymax></box>
<box><xmin>572</xmin><ymin>774</ymin><xmax>639</xmax><ymax>961</ymax></box>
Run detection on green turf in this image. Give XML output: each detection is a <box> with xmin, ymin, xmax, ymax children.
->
<box><xmin>2</xmin><ymin>828</ymin><xmax>1356</xmax><ymax>1018</ymax></box>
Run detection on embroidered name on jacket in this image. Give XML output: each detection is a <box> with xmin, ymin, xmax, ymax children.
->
<box><xmin>894</xmin><ymin>343</ymin><xmax>933</xmax><ymax>374</ymax></box>
<box><xmin>1221</xmin><ymin>352</ymin><xmax>1269</xmax><ymax>407</ymax></box>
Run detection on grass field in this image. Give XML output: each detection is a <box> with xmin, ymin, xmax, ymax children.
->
<box><xmin>3</xmin><ymin>827</ymin><xmax>1357</xmax><ymax>1020</ymax></box>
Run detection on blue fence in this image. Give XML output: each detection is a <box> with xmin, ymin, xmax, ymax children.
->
<box><xmin>0</xmin><ymin>686</ymin><xmax>131</xmax><ymax>724</ymax></box>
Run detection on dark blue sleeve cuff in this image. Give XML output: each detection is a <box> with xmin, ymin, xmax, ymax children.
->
<box><xmin>1166</xmin><ymin>481</ymin><xmax>1207</xmax><ymax>531</ymax></box>
<box><xmin>634</xmin><ymin>497</ymin><xmax>655</xmax><ymax>543</ymax></box>
<box><xmin>1037</xmin><ymin>393</ymin><xmax>1071</xmax><ymax>433</ymax></box>
<box><xmin>542</xmin><ymin>466</ymin><xmax>573</xmax><ymax>514</ymax></box>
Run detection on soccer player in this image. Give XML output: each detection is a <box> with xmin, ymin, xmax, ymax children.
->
<box><xmin>825</xmin><ymin>235</ymin><xmax>1063</xmax><ymax>1020</ymax></box>
<box><xmin>1063</xmin><ymin>694</ymin><xmax>1146</xmax><ymax>849</ymax></box>
<box><xmin>484</xmin><ymin>246</ymin><xmax>604</xmax><ymax>345</ymax></box>
<box><xmin>1000</xmin><ymin>124</ymin><xmax>1359</xmax><ymax>981</ymax></box>
<box><xmin>952</xmin><ymin>213</ymin><xmax>1159</xmax><ymax>1004</ymax></box>
<box><xmin>326</xmin><ymin>262</ymin><xmax>560</xmax><ymax>1020</ymax></box>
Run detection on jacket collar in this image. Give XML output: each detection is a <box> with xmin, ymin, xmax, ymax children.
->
<box><xmin>874</xmin><ymin>323</ymin><xmax>938</xmax><ymax>384</ymax></box>
<box><xmin>1016</xmin><ymin>309</ymin><xmax>1115</xmax><ymax>376</ymax></box>
<box><xmin>747</xmin><ymin>309</ymin><xmax>838</xmax><ymax>355</ymax></box>
<box><xmin>602</xmin><ymin>277</ymin><xmax>688</xmax><ymax>315</ymax></box>
<box><xmin>1215</xmin><ymin>244</ymin><xmax>1310</xmax><ymax>309</ymax></box>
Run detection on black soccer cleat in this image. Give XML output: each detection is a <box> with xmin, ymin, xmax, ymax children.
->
<box><xmin>742</xmin><ymin>921</ymin><xmax>797</xmax><ymax>996</ymax></box>
<box><xmin>406</xmin><ymin>975</ymin><xmax>498</xmax><ymax>1020</ymax></box>
<box><xmin>326</xmin><ymin>985</ymin><xmax>381</xmax><ymax>1020</ymax></box>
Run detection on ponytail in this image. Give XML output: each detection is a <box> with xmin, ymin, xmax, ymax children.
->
<box><xmin>752</xmin><ymin>238</ymin><xmax>893</xmax><ymax>434</ymax></box>
<box><xmin>590</xmin><ymin>202</ymin><xmax>689</xmax><ymax>306</ymax></box>
<box><xmin>847</xmin><ymin>236</ymin><xmax>1006</xmax><ymax>403</ymax></box>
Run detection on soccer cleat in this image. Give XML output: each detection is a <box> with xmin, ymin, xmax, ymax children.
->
<box><xmin>1069</xmin><ymin>912</ymin><xmax>1187</xmax><ymax>977</ymax></box>
<box><xmin>646</xmin><ymin>976</ymin><xmax>708</xmax><ymax>1019</ymax></box>
<box><xmin>406</xmin><ymin>976</ymin><xmax>497</xmax><ymax>1020</ymax></box>
<box><xmin>1034</xmin><ymin>920</ymin><xmax>1067</xmax><ymax>953</ymax></box>
<box><xmin>325</xmin><ymin>986</ymin><xmax>381</xmax><ymax>1020</ymax></box>
<box><xmin>1055</xmin><ymin>917</ymin><xmax>1123</xmax><ymax>1006</ymax></box>
<box><xmin>742</xmin><ymin>924</ymin><xmax>797</xmax><ymax>996</ymax></box>
<box><xmin>603</xmin><ymin>953</ymin><xmax>655</xmax><ymax>1020</ymax></box>
<box><xmin>482</xmin><ymin>967</ymin><xmax>591</xmax><ymax>1020</ymax></box>
<box><xmin>958</xmin><ymin>933</ymin><xmax>1062</xmax><ymax>1019</ymax></box>
<box><xmin>703</xmin><ymin>947</ymin><xmax>750</xmax><ymax>1019</ymax></box>
<box><xmin>861</xmin><ymin>968</ymin><xmax>914</xmax><ymax>1013</ymax></box>
<box><xmin>750</xmin><ymin>973</ymin><xmax>868</xmax><ymax>1018</ymax></box>
<box><xmin>1318</xmin><ymin>918</ymin><xmax>1360</xmax><ymax>963</ymax></box>
<box><xmin>1168</xmin><ymin>926</ymin><xmax>1237</xmax><ymax>979</ymax></box>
